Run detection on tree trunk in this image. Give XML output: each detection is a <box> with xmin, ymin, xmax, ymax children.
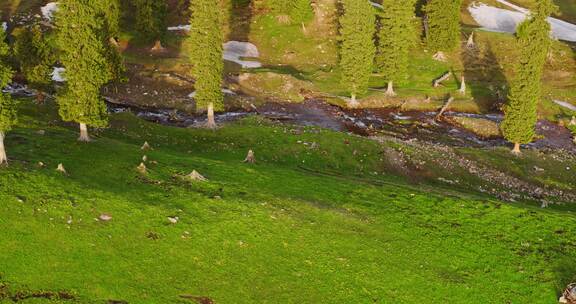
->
<box><xmin>0</xmin><ymin>131</ymin><xmax>7</xmax><ymax>165</ymax></box>
<box><xmin>459</xmin><ymin>76</ymin><xmax>466</xmax><ymax>95</ymax></box>
<box><xmin>512</xmin><ymin>143</ymin><xmax>521</xmax><ymax>154</ymax></box>
<box><xmin>78</xmin><ymin>123</ymin><xmax>91</xmax><ymax>142</ymax></box>
<box><xmin>349</xmin><ymin>93</ymin><xmax>359</xmax><ymax>108</ymax></box>
<box><xmin>466</xmin><ymin>32</ymin><xmax>475</xmax><ymax>49</ymax></box>
<box><xmin>206</xmin><ymin>102</ymin><xmax>216</xmax><ymax>129</ymax></box>
<box><xmin>385</xmin><ymin>81</ymin><xmax>396</xmax><ymax>97</ymax></box>
<box><xmin>36</xmin><ymin>91</ymin><xmax>45</xmax><ymax>104</ymax></box>
<box><xmin>151</xmin><ymin>40</ymin><xmax>165</xmax><ymax>52</ymax></box>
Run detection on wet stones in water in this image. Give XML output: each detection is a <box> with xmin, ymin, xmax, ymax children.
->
<box><xmin>560</xmin><ymin>283</ymin><xmax>576</xmax><ymax>304</ymax></box>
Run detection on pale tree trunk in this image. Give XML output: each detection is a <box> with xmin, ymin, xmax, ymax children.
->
<box><xmin>206</xmin><ymin>102</ymin><xmax>216</xmax><ymax>129</ymax></box>
<box><xmin>385</xmin><ymin>81</ymin><xmax>396</xmax><ymax>97</ymax></box>
<box><xmin>512</xmin><ymin>143</ymin><xmax>521</xmax><ymax>154</ymax></box>
<box><xmin>151</xmin><ymin>40</ymin><xmax>165</xmax><ymax>52</ymax></box>
<box><xmin>459</xmin><ymin>76</ymin><xmax>466</xmax><ymax>95</ymax></box>
<box><xmin>349</xmin><ymin>93</ymin><xmax>359</xmax><ymax>108</ymax></box>
<box><xmin>78</xmin><ymin>123</ymin><xmax>91</xmax><ymax>142</ymax></box>
<box><xmin>0</xmin><ymin>131</ymin><xmax>7</xmax><ymax>165</ymax></box>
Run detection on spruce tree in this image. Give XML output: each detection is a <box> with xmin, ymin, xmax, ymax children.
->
<box><xmin>0</xmin><ymin>26</ymin><xmax>16</xmax><ymax>165</ymax></box>
<box><xmin>133</xmin><ymin>0</ymin><xmax>167</xmax><ymax>49</ymax></box>
<box><xmin>13</xmin><ymin>25</ymin><xmax>55</xmax><ymax>103</ymax></box>
<box><xmin>55</xmin><ymin>0</ymin><xmax>113</xmax><ymax>142</ymax></box>
<box><xmin>424</xmin><ymin>0</ymin><xmax>463</xmax><ymax>53</ymax></box>
<box><xmin>376</xmin><ymin>0</ymin><xmax>416</xmax><ymax>96</ymax></box>
<box><xmin>339</xmin><ymin>0</ymin><xmax>375</xmax><ymax>107</ymax></box>
<box><xmin>501</xmin><ymin>0</ymin><xmax>556</xmax><ymax>154</ymax></box>
<box><xmin>95</xmin><ymin>0</ymin><xmax>124</xmax><ymax>81</ymax></box>
<box><xmin>187</xmin><ymin>0</ymin><xmax>224</xmax><ymax>129</ymax></box>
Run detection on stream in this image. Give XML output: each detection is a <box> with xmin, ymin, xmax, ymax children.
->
<box><xmin>5</xmin><ymin>83</ymin><xmax>575</xmax><ymax>153</ymax></box>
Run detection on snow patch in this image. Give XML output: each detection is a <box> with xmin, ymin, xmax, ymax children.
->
<box><xmin>51</xmin><ymin>67</ymin><xmax>66</xmax><ymax>82</ymax></box>
<box><xmin>369</xmin><ymin>1</ymin><xmax>383</xmax><ymax>10</ymax></box>
<box><xmin>188</xmin><ymin>89</ymin><xmax>237</xmax><ymax>98</ymax></box>
<box><xmin>554</xmin><ymin>100</ymin><xmax>576</xmax><ymax>112</ymax></box>
<box><xmin>167</xmin><ymin>24</ymin><xmax>191</xmax><ymax>31</ymax></box>
<box><xmin>41</xmin><ymin>2</ymin><xmax>59</xmax><ymax>21</ymax></box>
<box><xmin>468</xmin><ymin>1</ymin><xmax>576</xmax><ymax>42</ymax></box>
<box><xmin>223</xmin><ymin>41</ymin><xmax>262</xmax><ymax>69</ymax></box>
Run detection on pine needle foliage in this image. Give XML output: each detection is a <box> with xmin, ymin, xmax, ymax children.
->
<box><xmin>54</xmin><ymin>0</ymin><xmax>113</xmax><ymax>128</ymax></box>
<box><xmin>133</xmin><ymin>0</ymin><xmax>167</xmax><ymax>43</ymax></box>
<box><xmin>0</xmin><ymin>26</ymin><xmax>16</xmax><ymax>133</ymax></box>
<box><xmin>339</xmin><ymin>0</ymin><xmax>376</xmax><ymax>100</ymax></box>
<box><xmin>13</xmin><ymin>25</ymin><xmax>55</xmax><ymax>93</ymax></box>
<box><xmin>501</xmin><ymin>0</ymin><xmax>557</xmax><ymax>146</ymax></box>
<box><xmin>375</xmin><ymin>0</ymin><xmax>416</xmax><ymax>85</ymax></box>
<box><xmin>187</xmin><ymin>0</ymin><xmax>225</xmax><ymax>112</ymax></box>
<box><xmin>424</xmin><ymin>0</ymin><xmax>463</xmax><ymax>52</ymax></box>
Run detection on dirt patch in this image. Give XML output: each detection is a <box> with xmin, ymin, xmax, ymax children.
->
<box><xmin>180</xmin><ymin>294</ymin><xmax>215</xmax><ymax>304</ymax></box>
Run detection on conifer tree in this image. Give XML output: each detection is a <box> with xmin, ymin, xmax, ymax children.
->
<box><xmin>339</xmin><ymin>0</ymin><xmax>375</xmax><ymax>107</ymax></box>
<box><xmin>55</xmin><ymin>0</ymin><xmax>113</xmax><ymax>142</ymax></box>
<box><xmin>133</xmin><ymin>0</ymin><xmax>167</xmax><ymax>49</ymax></box>
<box><xmin>376</xmin><ymin>0</ymin><xmax>416</xmax><ymax>96</ymax></box>
<box><xmin>13</xmin><ymin>25</ymin><xmax>55</xmax><ymax>103</ymax></box>
<box><xmin>0</xmin><ymin>26</ymin><xmax>16</xmax><ymax>165</ymax></box>
<box><xmin>187</xmin><ymin>0</ymin><xmax>225</xmax><ymax>129</ymax></box>
<box><xmin>424</xmin><ymin>0</ymin><xmax>463</xmax><ymax>53</ymax></box>
<box><xmin>96</xmin><ymin>0</ymin><xmax>124</xmax><ymax>81</ymax></box>
<box><xmin>501</xmin><ymin>0</ymin><xmax>556</xmax><ymax>154</ymax></box>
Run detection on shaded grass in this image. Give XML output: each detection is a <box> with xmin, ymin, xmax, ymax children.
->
<box><xmin>0</xmin><ymin>100</ymin><xmax>575</xmax><ymax>303</ymax></box>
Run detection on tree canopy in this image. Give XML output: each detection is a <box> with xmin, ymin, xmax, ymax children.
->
<box><xmin>501</xmin><ymin>0</ymin><xmax>557</xmax><ymax>149</ymax></box>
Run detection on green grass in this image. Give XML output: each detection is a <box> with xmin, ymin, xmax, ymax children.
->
<box><xmin>0</xmin><ymin>100</ymin><xmax>575</xmax><ymax>303</ymax></box>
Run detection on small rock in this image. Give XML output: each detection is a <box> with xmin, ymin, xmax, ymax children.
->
<box><xmin>37</xmin><ymin>130</ymin><xmax>45</xmax><ymax>135</ymax></box>
<box><xmin>167</xmin><ymin>216</ymin><xmax>179</xmax><ymax>224</ymax></box>
<box><xmin>99</xmin><ymin>214</ymin><xmax>112</xmax><ymax>221</ymax></box>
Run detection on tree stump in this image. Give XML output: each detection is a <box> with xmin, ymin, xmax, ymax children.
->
<box><xmin>141</xmin><ymin>141</ymin><xmax>151</xmax><ymax>151</ymax></box>
<box><xmin>185</xmin><ymin>170</ymin><xmax>208</xmax><ymax>182</ymax></box>
<box><xmin>137</xmin><ymin>162</ymin><xmax>147</xmax><ymax>175</ymax></box>
<box><xmin>432</xmin><ymin>51</ymin><xmax>447</xmax><ymax>62</ymax></box>
<box><xmin>56</xmin><ymin>163</ymin><xmax>67</xmax><ymax>174</ymax></box>
<box><xmin>243</xmin><ymin>150</ymin><xmax>255</xmax><ymax>164</ymax></box>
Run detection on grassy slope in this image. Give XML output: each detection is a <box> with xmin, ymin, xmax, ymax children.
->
<box><xmin>0</xmin><ymin>100</ymin><xmax>575</xmax><ymax>303</ymax></box>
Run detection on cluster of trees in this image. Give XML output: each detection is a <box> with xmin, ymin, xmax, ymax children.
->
<box><xmin>0</xmin><ymin>0</ymin><xmax>561</xmax><ymax>164</ymax></box>
<box><xmin>339</xmin><ymin>0</ymin><xmax>556</xmax><ymax>153</ymax></box>
<box><xmin>339</xmin><ymin>0</ymin><xmax>462</xmax><ymax>105</ymax></box>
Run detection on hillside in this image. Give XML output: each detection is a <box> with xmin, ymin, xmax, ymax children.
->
<box><xmin>0</xmin><ymin>100</ymin><xmax>575</xmax><ymax>303</ymax></box>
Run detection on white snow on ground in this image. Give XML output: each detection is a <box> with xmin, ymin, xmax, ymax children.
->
<box><xmin>41</xmin><ymin>2</ymin><xmax>59</xmax><ymax>21</ymax></box>
<box><xmin>167</xmin><ymin>24</ymin><xmax>191</xmax><ymax>31</ymax></box>
<box><xmin>554</xmin><ymin>100</ymin><xmax>576</xmax><ymax>112</ymax></box>
<box><xmin>223</xmin><ymin>41</ymin><xmax>262</xmax><ymax>68</ymax></box>
<box><xmin>370</xmin><ymin>1</ymin><xmax>383</xmax><ymax>10</ymax></box>
<box><xmin>469</xmin><ymin>1</ymin><xmax>576</xmax><ymax>42</ymax></box>
<box><xmin>188</xmin><ymin>89</ymin><xmax>236</xmax><ymax>99</ymax></box>
<box><xmin>51</xmin><ymin>67</ymin><xmax>65</xmax><ymax>82</ymax></box>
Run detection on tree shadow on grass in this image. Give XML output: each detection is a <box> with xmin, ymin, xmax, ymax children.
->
<box><xmin>461</xmin><ymin>34</ymin><xmax>509</xmax><ymax>112</ymax></box>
